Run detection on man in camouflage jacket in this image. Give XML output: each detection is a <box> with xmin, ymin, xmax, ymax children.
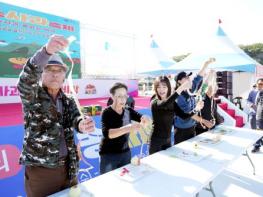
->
<box><xmin>17</xmin><ymin>35</ymin><xmax>95</xmax><ymax>197</ymax></box>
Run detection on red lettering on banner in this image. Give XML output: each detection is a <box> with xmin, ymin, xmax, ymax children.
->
<box><xmin>62</xmin><ymin>85</ymin><xmax>79</xmax><ymax>94</ymax></box>
<box><xmin>0</xmin><ymin>86</ymin><xmax>19</xmax><ymax>96</ymax></box>
<box><xmin>49</xmin><ymin>22</ymin><xmax>74</xmax><ymax>32</ymax></box>
<box><xmin>62</xmin><ymin>24</ymin><xmax>74</xmax><ymax>32</ymax></box>
<box><xmin>0</xmin><ymin>145</ymin><xmax>22</xmax><ymax>179</ymax></box>
<box><xmin>9</xmin><ymin>86</ymin><xmax>19</xmax><ymax>96</ymax></box>
<box><xmin>49</xmin><ymin>22</ymin><xmax>62</xmax><ymax>29</ymax></box>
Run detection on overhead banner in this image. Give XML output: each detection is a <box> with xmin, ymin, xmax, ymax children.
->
<box><xmin>0</xmin><ymin>78</ymin><xmax>138</xmax><ymax>104</ymax></box>
<box><xmin>0</xmin><ymin>2</ymin><xmax>81</xmax><ymax>78</ymax></box>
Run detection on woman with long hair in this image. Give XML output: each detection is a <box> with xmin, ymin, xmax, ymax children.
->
<box><xmin>195</xmin><ymin>70</ymin><xmax>224</xmax><ymax>135</ymax></box>
<box><xmin>149</xmin><ymin>76</ymin><xmax>212</xmax><ymax>154</ymax></box>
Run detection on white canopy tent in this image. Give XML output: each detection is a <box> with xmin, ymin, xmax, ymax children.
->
<box><xmin>137</xmin><ymin>36</ymin><xmax>177</xmax><ymax>76</ymax></box>
<box><xmin>167</xmin><ymin>24</ymin><xmax>260</xmax><ymax>107</ymax></box>
<box><xmin>168</xmin><ymin>25</ymin><xmax>260</xmax><ymax>73</ymax></box>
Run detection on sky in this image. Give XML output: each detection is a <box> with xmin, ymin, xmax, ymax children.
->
<box><xmin>1</xmin><ymin>0</ymin><xmax>263</xmax><ymax>74</ymax></box>
<box><xmin>1</xmin><ymin>0</ymin><xmax>263</xmax><ymax>55</ymax></box>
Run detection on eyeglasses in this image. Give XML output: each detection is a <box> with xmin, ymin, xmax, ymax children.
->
<box><xmin>115</xmin><ymin>95</ymin><xmax>128</xmax><ymax>100</ymax></box>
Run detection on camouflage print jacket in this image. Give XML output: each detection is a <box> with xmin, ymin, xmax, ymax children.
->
<box><xmin>17</xmin><ymin>58</ymin><xmax>82</xmax><ymax>180</ymax></box>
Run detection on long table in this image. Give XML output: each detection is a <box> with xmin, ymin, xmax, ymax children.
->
<box><xmin>50</xmin><ymin>126</ymin><xmax>262</xmax><ymax>197</ymax></box>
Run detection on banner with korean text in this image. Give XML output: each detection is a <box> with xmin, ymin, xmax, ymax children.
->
<box><xmin>0</xmin><ymin>2</ymin><xmax>81</xmax><ymax>78</ymax></box>
<box><xmin>0</xmin><ymin>78</ymin><xmax>138</xmax><ymax>104</ymax></box>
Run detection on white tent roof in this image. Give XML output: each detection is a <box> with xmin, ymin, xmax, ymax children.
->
<box><xmin>137</xmin><ymin>36</ymin><xmax>177</xmax><ymax>76</ymax></box>
<box><xmin>169</xmin><ymin>25</ymin><xmax>259</xmax><ymax>73</ymax></box>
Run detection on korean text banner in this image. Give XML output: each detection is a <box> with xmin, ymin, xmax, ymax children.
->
<box><xmin>0</xmin><ymin>2</ymin><xmax>81</xmax><ymax>78</ymax></box>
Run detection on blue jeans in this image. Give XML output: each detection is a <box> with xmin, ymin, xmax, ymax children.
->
<box><xmin>100</xmin><ymin>151</ymin><xmax>131</xmax><ymax>175</ymax></box>
<box><xmin>254</xmin><ymin>120</ymin><xmax>263</xmax><ymax>148</ymax></box>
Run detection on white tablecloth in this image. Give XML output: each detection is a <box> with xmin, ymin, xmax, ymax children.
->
<box><xmin>50</xmin><ymin>126</ymin><xmax>262</xmax><ymax>197</ymax></box>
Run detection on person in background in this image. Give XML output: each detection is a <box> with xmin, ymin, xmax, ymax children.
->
<box><xmin>173</xmin><ymin>58</ymin><xmax>215</xmax><ymax>145</ymax></box>
<box><xmin>17</xmin><ymin>35</ymin><xmax>95</xmax><ymax>197</ymax></box>
<box><xmin>100</xmin><ymin>82</ymin><xmax>150</xmax><ymax>174</ymax></box>
<box><xmin>252</xmin><ymin>78</ymin><xmax>263</xmax><ymax>153</ymax></box>
<box><xmin>247</xmin><ymin>83</ymin><xmax>258</xmax><ymax>129</ymax></box>
<box><xmin>126</xmin><ymin>94</ymin><xmax>135</xmax><ymax>109</ymax></box>
<box><xmin>150</xmin><ymin>76</ymin><xmax>213</xmax><ymax>154</ymax></box>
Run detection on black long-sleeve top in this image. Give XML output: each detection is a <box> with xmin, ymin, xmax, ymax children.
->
<box><xmin>151</xmin><ymin>91</ymin><xmax>194</xmax><ymax>139</ymax></box>
<box><xmin>195</xmin><ymin>94</ymin><xmax>223</xmax><ymax>132</ymax></box>
<box><xmin>99</xmin><ymin>106</ymin><xmax>142</xmax><ymax>155</ymax></box>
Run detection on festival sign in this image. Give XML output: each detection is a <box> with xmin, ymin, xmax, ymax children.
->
<box><xmin>0</xmin><ymin>2</ymin><xmax>81</xmax><ymax>78</ymax></box>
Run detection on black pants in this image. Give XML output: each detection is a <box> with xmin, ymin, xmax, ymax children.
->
<box><xmin>195</xmin><ymin>125</ymin><xmax>208</xmax><ymax>136</ymax></box>
<box><xmin>100</xmin><ymin>151</ymin><xmax>131</xmax><ymax>175</ymax></box>
<box><xmin>149</xmin><ymin>137</ymin><xmax>171</xmax><ymax>155</ymax></box>
<box><xmin>254</xmin><ymin>120</ymin><xmax>263</xmax><ymax>149</ymax></box>
<box><xmin>174</xmin><ymin>126</ymin><xmax>196</xmax><ymax>145</ymax></box>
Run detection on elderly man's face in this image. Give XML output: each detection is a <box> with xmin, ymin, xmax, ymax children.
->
<box><xmin>42</xmin><ymin>65</ymin><xmax>66</xmax><ymax>90</ymax></box>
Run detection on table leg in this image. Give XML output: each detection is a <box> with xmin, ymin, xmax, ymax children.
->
<box><xmin>244</xmin><ymin>149</ymin><xmax>256</xmax><ymax>175</ymax></box>
<box><xmin>204</xmin><ymin>181</ymin><xmax>216</xmax><ymax>197</ymax></box>
<box><xmin>209</xmin><ymin>181</ymin><xmax>216</xmax><ymax>197</ymax></box>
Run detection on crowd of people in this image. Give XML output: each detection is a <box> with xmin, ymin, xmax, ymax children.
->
<box><xmin>17</xmin><ymin>34</ymin><xmax>261</xmax><ymax>197</ymax></box>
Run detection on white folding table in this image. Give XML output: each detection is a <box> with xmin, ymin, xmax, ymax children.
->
<box><xmin>50</xmin><ymin>126</ymin><xmax>262</xmax><ymax>197</ymax></box>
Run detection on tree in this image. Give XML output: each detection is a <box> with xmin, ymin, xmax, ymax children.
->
<box><xmin>239</xmin><ymin>43</ymin><xmax>263</xmax><ymax>65</ymax></box>
<box><xmin>172</xmin><ymin>43</ymin><xmax>263</xmax><ymax>65</ymax></box>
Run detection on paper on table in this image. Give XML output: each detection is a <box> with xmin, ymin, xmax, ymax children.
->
<box><xmin>211</xmin><ymin>126</ymin><xmax>235</xmax><ymax>135</ymax></box>
<box><xmin>167</xmin><ymin>147</ymin><xmax>211</xmax><ymax>162</ymax></box>
<box><xmin>115</xmin><ymin>164</ymin><xmax>155</xmax><ymax>183</ymax></box>
<box><xmin>198</xmin><ymin>138</ymin><xmax>222</xmax><ymax>145</ymax></box>
<box><xmin>198</xmin><ymin>133</ymin><xmax>223</xmax><ymax>145</ymax></box>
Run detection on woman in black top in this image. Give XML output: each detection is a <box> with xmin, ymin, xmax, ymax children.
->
<box><xmin>149</xmin><ymin>76</ymin><xmax>212</xmax><ymax>154</ymax></box>
<box><xmin>100</xmin><ymin>82</ymin><xmax>150</xmax><ymax>174</ymax></box>
<box><xmin>196</xmin><ymin>85</ymin><xmax>224</xmax><ymax>135</ymax></box>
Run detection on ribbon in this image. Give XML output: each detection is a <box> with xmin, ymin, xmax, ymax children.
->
<box><xmin>61</xmin><ymin>35</ymin><xmax>83</xmax><ymax>117</ymax></box>
<box><xmin>139</xmin><ymin>120</ymin><xmax>153</xmax><ymax>156</ymax></box>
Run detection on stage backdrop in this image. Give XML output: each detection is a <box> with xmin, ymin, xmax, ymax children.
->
<box><xmin>0</xmin><ymin>2</ymin><xmax>81</xmax><ymax>78</ymax></box>
<box><xmin>0</xmin><ymin>108</ymin><xmax>151</xmax><ymax>197</ymax></box>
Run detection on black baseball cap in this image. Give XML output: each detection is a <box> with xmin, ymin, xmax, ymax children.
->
<box><xmin>175</xmin><ymin>71</ymin><xmax>192</xmax><ymax>82</ymax></box>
